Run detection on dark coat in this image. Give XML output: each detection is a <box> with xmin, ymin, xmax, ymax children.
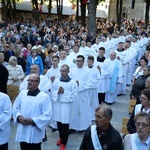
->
<box><xmin>0</xmin><ymin>64</ymin><xmax>8</xmax><ymax>94</ymax></box>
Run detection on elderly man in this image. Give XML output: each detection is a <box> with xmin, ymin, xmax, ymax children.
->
<box><xmin>13</xmin><ymin>74</ymin><xmax>52</xmax><ymax>150</ymax></box>
<box><xmin>79</xmin><ymin>104</ymin><xmax>123</xmax><ymax>150</ymax></box>
<box><xmin>20</xmin><ymin>64</ymin><xmax>51</xmax><ymax>94</ymax></box>
<box><xmin>104</xmin><ymin>52</ymin><xmax>122</xmax><ymax>104</ymax></box>
<box><xmin>0</xmin><ymin>92</ymin><xmax>12</xmax><ymax>150</ymax></box>
<box><xmin>51</xmin><ymin>64</ymin><xmax>78</xmax><ymax>150</ymax></box>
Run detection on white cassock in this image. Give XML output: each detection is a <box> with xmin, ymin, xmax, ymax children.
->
<box><xmin>115</xmin><ymin>50</ymin><xmax>130</xmax><ymax>94</ymax></box>
<box><xmin>58</xmin><ymin>58</ymin><xmax>74</xmax><ymax>70</ymax></box>
<box><xmin>0</xmin><ymin>92</ymin><xmax>12</xmax><ymax>145</ymax></box>
<box><xmin>51</xmin><ymin>78</ymin><xmax>78</xmax><ymax>123</ymax></box>
<box><xmin>86</xmin><ymin>66</ymin><xmax>101</xmax><ymax>121</ymax></box>
<box><xmin>13</xmin><ymin>90</ymin><xmax>52</xmax><ymax>143</ymax></box>
<box><xmin>99</xmin><ymin>41</ymin><xmax>110</xmax><ymax>58</ymax></box>
<box><xmin>69</xmin><ymin>67</ymin><xmax>92</xmax><ymax>131</ymax></box>
<box><xmin>68</xmin><ymin>51</ymin><xmax>84</xmax><ymax>68</ymax></box>
<box><xmin>104</xmin><ymin>58</ymin><xmax>122</xmax><ymax>103</ymax></box>
<box><xmin>19</xmin><ymin>75</ymin><xmax>51</xmax><ymax>94</ymax></box>
<box><xmin>95</xmin><ymin>61</ymin><xmax>109</xmax><ymax>94</ymax></box>
<box><xmin>79</xmin><ymin>46</ymin><xmax>91</xmax><ymax>66</ymax></box>
<box><xmin>89</xmin><ymin>47</ymin><xmax>97</xmax><ymax>60</ymax></box>
<box><xmin>92</xmin><ymin>43</ymin><xmax>100</xmax><ymax>54</ymax></box>
<box><xmin>45</xmin><ymin>66</ymin><xmax>61</xmax><ymax>128</ymax></box>
<box><xmin>126</xmin><ymin>47</ymin><xmax>137</xmax><ymax>85</ymax></box>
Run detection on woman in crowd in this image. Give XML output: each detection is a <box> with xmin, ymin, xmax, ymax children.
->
<box><xmin>130</xmin><ymin>66</ymin><xmax>150</xmax><ymax>104</ymax></box>
<box><xmin>15</xmin><ymin>49</ymin><xmax>26</xmax><ymax>73</ymax></box>
<box><xmin>6</xmin><ymin>56</ymin><xmax>24</xmax><ymax>85</ymax></box>
<box><xmin>127</xmin><ymin>89</ymin><xmax>150</xmax><ymax>133</ymax></box>
<box><xmin>124</xmin><ymin>112</ymin><xmax>150</xmax><ymax>150</ymax></box>
<box><xmin>22</xmin><ymin>44</ymin><xmax>32</xmax><ymax>59</ymax></box>
<box><xmin>26</xmin><ymin>48</ymin><xmax>44</xmax><ymax>75</ymax></box>
<box><xmin>132</xmin><ymin>57</ymin><xmax>148</xmax><ymax>82</ymax></box>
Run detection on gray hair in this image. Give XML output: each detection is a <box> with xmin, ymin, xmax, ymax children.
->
<box><xmin>9</xmin><ymin>56</ymin><xmax>17</xmax><ymax>65</ymax></box>
<box><xmin>95</xmin><ymin>104</ymin><xmax>112</xmax><ymax>118</ymax></box>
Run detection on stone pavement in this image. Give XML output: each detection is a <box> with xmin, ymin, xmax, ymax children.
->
<box><xmin>8</xmin><ymin>86</ymin><xmax>131</xmax><ymax>150</ymax></box>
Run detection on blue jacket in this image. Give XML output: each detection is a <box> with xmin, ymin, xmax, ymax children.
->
<box><xmin>26</xmin><ymin>55</ymin><xmax>44</xmax><ymax>75</ymax></box>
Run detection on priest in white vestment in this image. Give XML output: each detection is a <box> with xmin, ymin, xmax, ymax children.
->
<box><xmin>69</xmin><ymin>55</ymin><xmax>92</xmax><ymax>131</ymax></box>
<box><xmin>13</xmin><ymin>74</ymin><xmax>52</xmax><ymax>149</ymax></box>
<box><xmin>45</xmin><ymin>56</ymin><xmax>61</xmax><ymax>130</ymax></box>
<box><xmin>19</xmin><ymin>64</ymin><xmax>51</xmax><ymax>94</ymax></box>
<box><xmin>68</xmin><ymin>45</ymin><xmax>84</xmax><ymax>68</ymax></box>
<box><xmin>105</xmin><ymin>52</ymin><xmax>122</xmax><ymax>104</ymax></box>
<box><xmin>115</xmin><ymin>42</ymin><xmax>130</xmax><ymax>95</ymax></box>
<box><xmin>58</xmin><ymin>49</ymin><xmax>74</xmax><ymax>69</ymax></box>
<box><xmin>86</xmin><ymin>56</ymin><xmax>101</xmax><ymax>121</ymax></box>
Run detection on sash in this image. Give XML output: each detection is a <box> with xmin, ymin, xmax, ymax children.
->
<box><xmin>134</xmin><ymin>104</ymin><xmax>142</xmax><ymax>116</ymax></box>
<box><xmin>108</xmin><ymin>59</ymin><xmax>120</xmax><ymax>93</ymax></box>
<box><xmin>91</xmin><ymin>125</ymin><xmax>103</xmax><ymax>150</ymax></box>
<box><xmin>130</xmin><ymin>133</ymin><xmax>141</xmax><ymax>150</ymax></box>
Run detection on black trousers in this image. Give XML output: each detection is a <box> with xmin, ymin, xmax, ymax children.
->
<box><xmin>98</xmin><ymin>92</ymin><xmax>105</xmax><ymax>104</ymax></box>
<box><xmin>20</xmin><ymin>142</ymin><xmax>41</xmax><ymax>150</ymax></box>
<box><xmin>0</xmin><ymin>143</ymin><xmax>8</xmax><ymax>150</ymax></box>
<box><xmin>57</xmin><ymin>121</ymin><xmax>69</xmax><ymax>145</ymax></box>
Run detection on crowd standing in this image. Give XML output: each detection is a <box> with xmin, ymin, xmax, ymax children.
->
<box><xmin>0</xmin><ymin>17</ymin><xmax>150</xmax><ymax>150</ymax></box>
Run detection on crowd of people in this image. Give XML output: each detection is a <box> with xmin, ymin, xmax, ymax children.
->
<box><xmin>0</xmin><ymin>17</ymin><xmax>150</xmax><ymax>150</ymax></box>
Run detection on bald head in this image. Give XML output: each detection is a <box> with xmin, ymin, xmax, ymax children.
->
<box><xmin>27</xmin><ymin>74</ymin><xmax>40</xmax><ymax>91</ymax></box>
<box><xmin>110</xmin><ymin>52</ymin><xmax>116</xmax><ymax>60</ymax></box>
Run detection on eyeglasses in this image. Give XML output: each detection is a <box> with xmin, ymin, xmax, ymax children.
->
<box><xmin>27</xmin><ymin>79</ymin><xmax>39</xmax><ymax>82</ymax></box>
<box><xmin>139</xmin><ymin>96</ymin><xmax>149</xmax><ymax>101</ymax></box>
<box><xmin>52</xmin><ymin>59</ymin><xmax>58</xmax><ymax>62</ymax></box>
<box><xmin>76</xmin><ymin>60</ymin><xmax>83</xmax><ymax>62</ymax></box>
<box><xmin>13</xmin><ymin>60</ymin><xmax>17</xmax><ymax>61</ymax></box>
<box><xmin>135</xmin><ymin>122</ymin><xmax>149</xmax><ymax>128</ymax></box>
<box><xmin>59</xmin><ymin>70</ymin><xmax>68</xmax><ymax>72</ymax></box>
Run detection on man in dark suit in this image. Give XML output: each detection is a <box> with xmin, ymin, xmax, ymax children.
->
<box><xmin>4</xmin><ymin>43</ymin><xmax>15</xmax><ymax>62</ymax></box>
<box><xmin>0</xmin><ymin>53</ymin><xmax>8</xmax><ymax>94</ymax></box>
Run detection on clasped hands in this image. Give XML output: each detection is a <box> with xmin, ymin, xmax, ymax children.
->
<box><xmin>18</xmin><ymin>115</ymin><xmax>33</xmax><ymax>125</ymax></box>
<box><xmin>58</xmin><ymin>86</ymin><xmax>64</xmax><ymax>94</ymax></box>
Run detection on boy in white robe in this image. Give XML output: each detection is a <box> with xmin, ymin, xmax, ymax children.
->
<box><xmin>69</xmin><ymin>55</ymin><xmax>92</xmax><ymax>131</ymax></box>
<box><xmin>51</xmin><ymin>65</ymin><xmax>78</xmax><ymax>150</ymax></box>
<box><xmin>86</xmin><ymin>56</ymin><xmax>101</xmax><ymax>121</ymax></box>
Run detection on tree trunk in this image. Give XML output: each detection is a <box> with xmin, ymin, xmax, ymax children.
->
<box><xmin>76</xmin><ymin>0</ymin><xmax>79</xmax><ymax>22</ymax></box>
<box><xmin>116</xmin><ymin>0</ymin><xmax>122</xmax><ymax>31</ymax></box>
<box><xmin>145</xmin><ymin>0</ymin><xmax>149</xmax><ymax>29</ymax></box>
<box><xmin>87</xmin><ymin>0</ymin><xmax>96</xmax><ymax>37</ymax></box>
<box><xmin>131</xmin><ymin>0</ymin><xmax>135</xmax><ymax>9</ymax></box>
<box><xmin>2</xmin><ymin>0</ymin><xmax>7</xmax><ymax>23</ymax></box>
<box><xmin>13</xmin><ymin>0</ymin><xmax>16</xmax><ymax>22</ymax></box>
<box><xmin>80</xmin><ymin>0</ymin><xmax>86</xmax><ymax>27</ymax></box>
<box><xmin>48</xmin><ymin>0</ymin><xmax>52</xmax><ymax>16</ymax></box>
<box><xmin>56</xmin><ymin>0</ymin><xmax>63</xmax><ymax>21</ymax></box>
<box><xmin>7</xmin><ymin>0</ymin><xmax>13</xmax><ymax>22</ymax></box>
<box><xmin>32</xmin><ymin>0</ymin><xmax>39</xmax><ymax>23</ymax></box>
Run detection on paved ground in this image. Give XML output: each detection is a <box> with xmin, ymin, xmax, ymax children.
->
<box><xmin>8</xmin><ymin>86</ymin><xmax>131</xmax><ymax>150</ymax></box>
